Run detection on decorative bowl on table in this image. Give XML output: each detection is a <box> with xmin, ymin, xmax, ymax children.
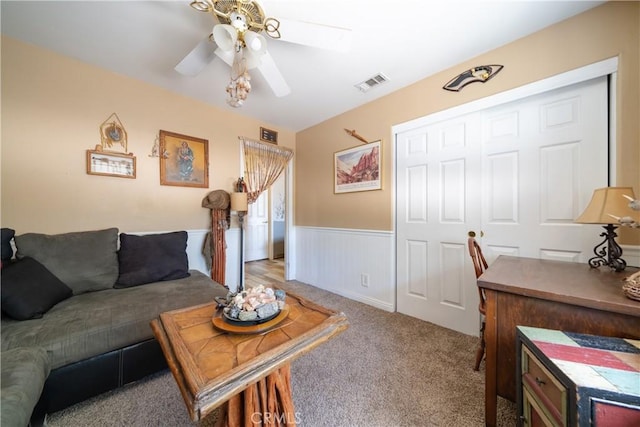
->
<box><xmin>622</xmin><ymin>271</ymin><xmax>640</xmax><ymax>302</ymax></box>
<box><xmin>219</xmin><ymin>285</ymin><xmax>286</xmax><ymax>326</ymax></box>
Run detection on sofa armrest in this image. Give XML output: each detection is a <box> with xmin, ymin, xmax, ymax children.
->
<box><xmin>1</xmin><ymin>347</ymin><xmax>50</xmax><ymax>427</ymax></box>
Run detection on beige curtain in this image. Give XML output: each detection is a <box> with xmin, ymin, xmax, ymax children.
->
<box><xmin>241</xmin><ymin>137</ymin><xmax>294</xmax><ymax>204</ymax></box>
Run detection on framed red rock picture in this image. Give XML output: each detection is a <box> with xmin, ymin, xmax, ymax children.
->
<box><xmin>334</xmin><ymin>140</ymin><xmax>381</xmax><ymax>194</ymax></box>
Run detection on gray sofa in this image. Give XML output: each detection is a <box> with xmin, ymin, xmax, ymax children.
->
<box><xmin>0</xmin><ymin>228</ymin><xmax>227</xmax><ymax>427</ymax></box>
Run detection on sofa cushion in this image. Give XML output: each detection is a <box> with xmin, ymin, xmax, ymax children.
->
<box><xmin>1</xmin><ymin>271</ymin><xmax>226</xmax><ymax>369</ymax></box>
<box><xmin>1</xmin><ymin>227</ymin><xmax>15</xmax><ymax>262</ymax></box>
<box><xmin>115</xmin><ymin>231</ymin><xmax>190</xmax><ymax>288</ymax></box>
<box><xmin>1</xmin><ymin>257</ymin><xmax>73</xmax><ymax>320</ymax></box>
<box><xmin>1</xmin><ymin>347</ymin><xmax>51</xmax><ymax>427</ymax></box>
<box><xmin>14</xmin><ymin>228</ymin><xmax>119</xmax><ymax>295</ymax></box>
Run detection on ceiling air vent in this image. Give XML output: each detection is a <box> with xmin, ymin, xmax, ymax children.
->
<box><xmin>354</xmin><ymin>73</ymin><xmax>389</xmax><ymax>93</ymax></box>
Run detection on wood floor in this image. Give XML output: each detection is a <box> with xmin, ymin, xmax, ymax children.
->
<box><xmin>245</xmin><ymin>258</ymin><xmax>285</xmax><ymax>288</ymax></box>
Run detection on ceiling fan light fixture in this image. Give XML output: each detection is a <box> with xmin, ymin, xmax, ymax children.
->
<box><xmin>242</xmin><ymin>31</ymin><xmax>267</xmax><ymax>69</ymax></box>
<box><xmin>189</xmin><ymin>0</ymin><xmax>212</xmax><ymax>12</ymax></box>
<box><xmin>244</xmin><ymin>31</ymin><xmax>265</xmax><ymax>52</ymax></box>
<box><xmin>263</xmin><ymin>17</ymin><xmax>281</xmax><ymax>39</ymax></box>
<box><xmin>226</xmin><ymin>51</ymin><xmax>251</xmax><ymax>108</ymax></box>
<box><xmin>212</xmin><ymin>0</ymin><xmax>266</xmax><ymax>33</ymax></box>
<box><xmin>182</xmin><ymin>0</ymin><xmax>351</xmax><ymax>101</ymax></box>
<box><xmin>230</xmin><ymin>12</ymin><xmax>249</xmax><ymax>32</ymax></box>
<box><xmin>213</xmin><ymin>24</ymin><xmax>238</xmax><ymax>52</ymax></box>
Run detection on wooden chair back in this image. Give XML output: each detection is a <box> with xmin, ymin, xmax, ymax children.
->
<box><xmin>468</xmin><ymin>236</ymin><xmax>489</xmax><ymax>313</ymax></box>
<box><xmin>468</xmin><ymin>236</ymin><xmax>488</xmax><ymax>279</ymax></box>
<box><xmin>468</xmin><ymin>235</ymin><xmax>489</xmax><ymax>371</ymax></box>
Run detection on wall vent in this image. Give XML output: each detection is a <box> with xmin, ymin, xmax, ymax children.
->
<box><xmin>354</xmin><ymin>73</ymin><xmax>389</xmax><ymax>92</ymax></box>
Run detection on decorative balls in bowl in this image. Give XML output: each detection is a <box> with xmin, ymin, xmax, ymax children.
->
<box><xmin>222</xmin><ymin>285</ymin><xmax>286</xmax><ymax>325</ymax></box>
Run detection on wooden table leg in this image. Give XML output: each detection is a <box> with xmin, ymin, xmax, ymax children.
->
<box><xmin>484</xmin><ymin>289</ymin><xmax>498</xmax><ymax>427</ymax></box>
<box><xmin>217</xmin><ymin>365</ymin><xmax>297</xmax><ymax>427</ymax></box>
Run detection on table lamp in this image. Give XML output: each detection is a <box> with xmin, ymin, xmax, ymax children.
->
<box><xmin>575</xmin><ymin>187</ymin><xmax>639</xmax><ymax>272</ymax></box>
<box><xmin>230</xmin><ymin>192</ymin><xmax>248</xmax><ymax>292</ymax></box>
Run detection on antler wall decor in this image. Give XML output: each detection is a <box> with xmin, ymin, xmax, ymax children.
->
<box><xmin>344</xmin><ymin>128</ymin><xmax>370</xmax><ymax>144</ymax></box>
<box><xmin>443</xmin><ymin>65</ymin><xmax>504</xmax><ymax>92</ymax></box>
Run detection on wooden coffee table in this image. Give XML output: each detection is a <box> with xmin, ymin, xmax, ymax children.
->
<box><xmin>150</xmin><ymin>291</ymin><xmax>348</xmax><ymax>426</ymax></box>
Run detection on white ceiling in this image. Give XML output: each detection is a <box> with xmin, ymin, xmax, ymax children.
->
<box><xmin>1</xmin><ymin>1</ymin><xmax>603</xmax><ymax>132</ymax></box>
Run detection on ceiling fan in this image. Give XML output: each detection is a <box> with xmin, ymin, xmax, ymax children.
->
<box><xmin>176</xmin><ymin>0</ymin><xmax>352</xmax><ymax>107</ymax></box>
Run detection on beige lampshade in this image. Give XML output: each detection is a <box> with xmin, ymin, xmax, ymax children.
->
<box><xmin>575</xmin><ymin>187</ymin><xmax>639</xmax><ymax>224</ymax></box>
<box><xmin>230</xmin><ymin>192</ymin><xmax>248</xmax><ymax>212</ymax></box>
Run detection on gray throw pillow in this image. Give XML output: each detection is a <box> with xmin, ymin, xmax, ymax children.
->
<box><xmin>14</xmin><ymin>228</ymin><xmax>119</xmax><ymax>294</ymax></box>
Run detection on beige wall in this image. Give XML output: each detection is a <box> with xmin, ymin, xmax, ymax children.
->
<box><xmin>296</xmin><ymin>2</ymin><xmax>640</xmax><ymax>242</ymax></box>
<box><xmin>2</xmin><ymin>2</ymin><xmax>639</xmax><ymax>242</ymax></box>
<box><xmin>1</xmin><ymin>37</ymin><xmax>295</xmax><ymax>235</ymax></box>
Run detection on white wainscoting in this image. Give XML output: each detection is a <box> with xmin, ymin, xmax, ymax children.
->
<box><xmin>294</xmin><ymin>226</ymin><xmax>395</xmax><ymax>312</ymax></box>
<box><xmin>184</xmin><ymin>229</ymin><xmax>210</xmax><ymax>274</ymax></box>
<box><xmin>225</xmin><ymin>228</ymin><xmax>241</xmax><ymax>291</ymax></box>
<box><xmin>148</xmin><ymin>228</ymin><xmax>637</xmax><ymax>308</ymax></box>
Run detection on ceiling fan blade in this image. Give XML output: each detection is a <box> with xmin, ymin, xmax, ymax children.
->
<box><xmin>275</xmin><ymin>18</ymin><xmax>352</xmax><ymax>52</ymax></box>
<box><xmin>175</xmin><ymin>36</ymin><xmax>217</xmax><ymax>76</ymax></box>
<box><xmin>214</xmin><ymin>47</ymin><xmax>234</xmax><ymax>67</ymax></box>
<box><xmin>257</xmin><ymin>52</ymin><xmax>290</xmax><ymax>97</ymax></box>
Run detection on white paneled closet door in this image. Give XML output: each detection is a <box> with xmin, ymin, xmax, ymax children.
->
<box><xmin>480</xmin><ymin>77</ymin><xmax>608</xmax><ymax>262</ymax></box>
<box><xmin>396</xmin><ymin>76</ymin><xmax>608</xmax><ymax>336</ymax></box>
<box><xmin>396</xmin><ymin>114</ymin><xmax>483</xmax><ymax>336</ymax></box>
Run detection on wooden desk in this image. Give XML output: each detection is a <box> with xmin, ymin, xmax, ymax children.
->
<box><xmin>478</xmin><ymin>256</ymin><xmax>640</xmax><ymax>427</ymax></box>
<box><xmin>150</xmin><ymin>292</ymin><xmax>348</xmax><ymax>425</ymax></box>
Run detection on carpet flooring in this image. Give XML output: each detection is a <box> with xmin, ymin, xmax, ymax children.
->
<box><xmin>46</xmin><ymin>266</ymin><xmax>516</xmax><ymax>426</ymax></box>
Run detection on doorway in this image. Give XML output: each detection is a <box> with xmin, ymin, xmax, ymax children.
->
<box><xmin>245</xmin><ymin>171</ymin><xmax>287</xmax><ymax>263</ymax></box>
